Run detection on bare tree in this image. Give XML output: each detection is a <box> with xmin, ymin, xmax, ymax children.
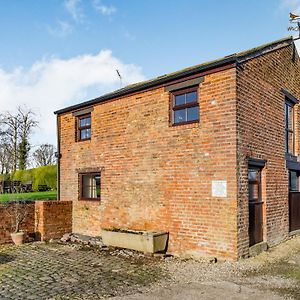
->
<box><xmin>6</xmin><ymin>200</ymin><xmax>28</xmax><ymax>233</ymax></box>
<box><xmin>18</xmin><ymin>107</ymin><xmax>38</xmax><ymax>170</ymax></box>
<box><xmin>33</xmin><ymin>144</ymin><xmax>56</xmax><ymax>167</ymax></box>
<box><xmin>0</xmin><ymin>139</ymin><xmax>13</xmax><ymax>174</ymax></box>
<box><xmin>0</xmin><ymin>111</ymin><xmax>20</xmax><ymax>172</ymax></box>
<box><xmin>0</xmin><ymin>106</ymin><xmax>38</xmax><ymax>171</ymax></box>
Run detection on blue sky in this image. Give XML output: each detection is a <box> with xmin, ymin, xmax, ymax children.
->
<box><xmin>0</xmin><ymin>0</ymin><xmax>298</xmax><ymax>146</ymax></box>
<box><xmin>0</xmin><ymin>0</ymin><xmax>295</xmax><ymax>75</ymax></box>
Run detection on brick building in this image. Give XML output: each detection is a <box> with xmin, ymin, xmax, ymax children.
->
<box><xmin>55</xmin><ymin>37</ymin><xmax>300</xmax><ymax>260</ymax></box>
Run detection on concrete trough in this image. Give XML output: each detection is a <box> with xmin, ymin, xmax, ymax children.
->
<box><xmin>101</xmin><ymin>229</ymin><xmax>169</xmax><ymax>253</ymax></box>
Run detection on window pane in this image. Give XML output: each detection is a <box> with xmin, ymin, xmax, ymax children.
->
<box><xmin>285</xmin><ymin>103</ymin><xmax>289</xmax><ymax>127</ymax></box>
<box><xmin>175</xmin><ymin>94</ymin><xmax>185</xmax><ymax>106</ymax></box>
<box><xmin>186</xmin><ymin>91</ymin><xmax>197</xmax><ymax>103</ymax></box>
<box><xmin>288</xmin><ymin>131</ymin><xmax>294</xmax><ymax>154</ymax></box>
<box><xmin>80</xmin><ymin>128</ymin><xmax>91</xmax><ymax>140</ymax></box>
<box><xmin>80</xmin><ymin>117</ymin><xmax>91</xmax><ymax>127</ymax></box>
<box><xmin>248</xmin><ymin>170</ymin><xmax>257</xmax><ymax>181</ymax></box>
<box><xmin>82</xmin><ymin>174</ymin><xmax>100</xmax><ymax>199</ymax></box>
<box><xmin>287</xmin><ymin>105</ymin><xmax>293</xmax><ymax>130</ymax></box>
<box><xmin>94</xmin><ymin>175</ymin><xmax>101</xmax><ymax>198</ymax></box>
<box><xmin>82</xmin><ymin>175</ymin><xmax>92</xmax><ymax>198</ymax></box>
<box><xmin>290</xmin><ymin>171</ymin><xmax>298</xmax><ymax>191</ymax></box>
<box><xmin>249</xmin><ymin>183</ymin><xmax>259</xmax><ymax>200</ymax></box>
<box><xmin>187</xmin><ymin>106</ymin><xmax>199</xmax><ymax>121</ymax></box>
<box><xmin>174</xmin><ymin>109</ymin><xmax>186</xmax><ymax>123</ymax></box>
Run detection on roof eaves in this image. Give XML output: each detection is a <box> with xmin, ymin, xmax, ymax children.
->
<box><xmin>236</xmin><ymin>36</ymin><xmax>293</xmax><ymax>62</ymax></box>
<box><xmin>54</xmin><ymin>55</ymin><xmax>237</xmax><ymax>115</ymax></box>
<box><xmin>54</xmin><ymin>36</ymin><xmax>294</xmax><ymax>115</ymax></box>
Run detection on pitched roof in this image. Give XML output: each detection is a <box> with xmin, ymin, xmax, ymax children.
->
<box><xmin>54</xmin><ymin>36</ymin><xmax>294</xmax><ymax>115</ymax></box>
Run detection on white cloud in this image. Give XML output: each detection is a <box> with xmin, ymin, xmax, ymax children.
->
<box><xmin>0</xmin><ymin>51</ymin><xmax>145</xmax><ymax>146</ymax></box>
<box><xmin>93</xmin><ymin>0</ymin><xmax>116</xmax><ymax>16</ymax></box>
<box><xmin>48</xmin><ymin>21</ymin><xmax>73</xmax><ymax>37</ymax></box>
<box><xmin>64</xmin><ymin>0</ymin><xmax>84</xmax><ymax>21</ymax></box>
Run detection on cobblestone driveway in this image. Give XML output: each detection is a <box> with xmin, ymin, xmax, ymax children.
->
<box><xmin>0</xmin><ymin>242</ymin><xmax>166</xmax><ymax>300</ymax></box>
<box><xmin>1</xmin><ymin>237</ymin><xmax>300</xmax><ymax>300</ymax></box>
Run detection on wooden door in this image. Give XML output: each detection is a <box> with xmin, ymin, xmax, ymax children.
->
<box><xmin>248</xmin><ymin>168</ymin><xmax>263</xmax><ymax>246</ymax></box>
<box><xmin>289</xmin><ymin>171</ymin><xmax>300</xmax><ymax>232</ymax></box>
<box><xmin>289</xmin><ymin>192</ymin><xmax>300</xmax><ymax>231</ymax></box>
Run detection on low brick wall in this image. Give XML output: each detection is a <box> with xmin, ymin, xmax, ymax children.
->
<box><xmin>35</xmin><ymin>201</ymin><xmax>72</xmax><ymax>241</ymax></box>
<box><xmin>0</xmin><ymin>200</ymin><xmax>72</xmax><ymax>244</ymax></box>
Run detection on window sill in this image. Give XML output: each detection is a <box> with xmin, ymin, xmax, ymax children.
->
<box><xmin>77</xmin><ymin>138</ymin><xmax>91</xmax><ymax>143</ymax></box>
<box><xmin>79</xmin><ymin>198</ymin><xmax>100</xmax><ymax>201</ymax></box>
<box><xmin>171</xmin><ymin>120</ymin><xmax>199</xmax><ymax>127</ymax></box>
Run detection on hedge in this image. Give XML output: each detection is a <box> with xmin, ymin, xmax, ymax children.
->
<box><xmin>11</xmin><ymin>165</ymin><xmax>57</xmax><ymax>191</ymax></box>
<box><xmin>0</xmin><ymin>174</ymin><xmax>10</xmax><ymax>181</ymax></box>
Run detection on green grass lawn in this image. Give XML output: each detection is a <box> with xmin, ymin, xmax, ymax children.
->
<box><xmin>0</xmin><ymin>191</ymin><xmax>57</xmax><ymax>202</ymax></box>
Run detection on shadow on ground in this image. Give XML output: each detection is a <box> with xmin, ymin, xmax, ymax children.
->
<box><xmin>0</xmin><ymin>253</ymin><xmax>15</xmax><ymax>264</ymax></box>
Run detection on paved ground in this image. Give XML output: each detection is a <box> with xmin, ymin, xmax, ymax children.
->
<box><xmin>0</xmin><ymin>237</ymin><xmax>300</xmax><ymax>299</ymax></box>
<box><xmin>0</xmin><ymin>243</ymin><xmax>165</xmax><ymax>300</ymax></box>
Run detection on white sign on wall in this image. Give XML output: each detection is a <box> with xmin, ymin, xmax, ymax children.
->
<box><xmin>212</xmin><ymin>180</ymin><xmax>227</xmax><ymax>198</ymax></box>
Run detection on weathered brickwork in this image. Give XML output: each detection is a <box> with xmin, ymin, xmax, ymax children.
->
<box><xmin>59</xmin><ymin>67</ymin><xmax>238</xmax><ymax>259</ymax></box>
<box><xmin>236</xmin><ymin>44</ymin><xmax>300</xmax><ymax>257</ymax></box>
<box><xmin>35</xmin><ymin>201</ymin><xmax>72</xmax><ymax>241</ymax></box>
<box><xmin>0</xmin><ymin>201</ymin><xmax>72</xmax><ymax>244</ymax></box>
<box><xmin>58</xmin><ymin>38</ymin><xmax>300</xmax><ymax>260</ymax></box>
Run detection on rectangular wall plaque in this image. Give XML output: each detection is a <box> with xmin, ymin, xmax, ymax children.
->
<box><xmin>212</xmin><ymin>180</ymin><xmax>227</xmax><ymax>198</ymax></box>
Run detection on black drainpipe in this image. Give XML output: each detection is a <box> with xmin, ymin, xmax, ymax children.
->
<box><xmin>56</xmin><ymin>115</ymin><xmax>61</xmax><ymax>201</ymax></box>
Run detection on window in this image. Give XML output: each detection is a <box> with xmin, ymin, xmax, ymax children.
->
<box><xmin>285</xmin><ymin>100</ymin><xmax>294</xmax><ymax>155</ymax></box>
<box><xmin>79</xmin><ymin>173</ymin><xmax>101</xmax><ymax>200</ymax></box>
<box><xmin>289</xmin><ymin>171</ymin><xmax>299</xmax><ymax>192</ymax></box>
<box><xmin>248</xmin><ymin>168</ymin><xmax>261</xmax><ymax>202</ymax></box>
<box><xmin>172</xmin><ymin>87</ymin><xmax>199</xmax><ymax>125</ymax></box>
<box><xmin>78</xmin><ymin>114</ymin><xmax>91</xmax><ymax>141</ymax></box>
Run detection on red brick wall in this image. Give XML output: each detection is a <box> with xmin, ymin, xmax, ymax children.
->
<box><xmin>0</xmin><ymin>201</ymin><xmax>72</xmax><ymax>244</ymax></box>
<box><xmin>237</xmin><ymin>43</ymin><xmax>300</xmax><ymax>257</ymax></box>
<box><xmin>0</xmin><ymin>202</ymin><xmax>35</xmax><ymax>244</ymax></box>
<box><xmin>35</xmin><ymin>201</ymin><xmax>72</xmax><ymax>241</ymax></box>
<box><xmin>59</xmin><ymin>67</ymin><xmax>239</xmax><ymax>259</ymax></box>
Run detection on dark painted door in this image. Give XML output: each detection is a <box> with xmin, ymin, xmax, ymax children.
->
<box><xmin>248</xmin><ymin>168</ymin><xmax>263</xmax><ymax>246</ymax></box>
<box><xmin>289</xmin><ymin>171</ymin><xmax>300</xmax><ymax>232</ymax></box>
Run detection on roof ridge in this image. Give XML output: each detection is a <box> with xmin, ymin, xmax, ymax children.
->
<box><xmin>113</xmin><ymin>36</ymin><xmax>293</xmax><ymax>93</ymax></box>
<box><xmin>55</xmin><ymin>36</ymin><xmax>294</xmax><ymax>115</ymax></box>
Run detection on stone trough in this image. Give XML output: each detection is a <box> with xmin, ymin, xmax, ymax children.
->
<box><xmin>101</xmin><ymin>229</ymin><xmax>169</xmax><ymax>253</ymax></box>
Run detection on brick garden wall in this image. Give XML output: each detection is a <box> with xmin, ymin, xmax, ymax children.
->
<box><xmin>59</xmin><ymin>66</ymin><xmax>239</xmax><ymax>260</ymax></box>
<box><xmin>0</xmin><ymin>201</ymin><xmax>72</xmax><ymax>244</ymax></box>
<box><xmin>237</xmin><ymin>43</ymin><xmax>300</xmax><ymax>257</ymax></box>
<box><xmin>35</xmin><ymin>201</ymin><xmax>72</xmax><ymax>241</ymax></box>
